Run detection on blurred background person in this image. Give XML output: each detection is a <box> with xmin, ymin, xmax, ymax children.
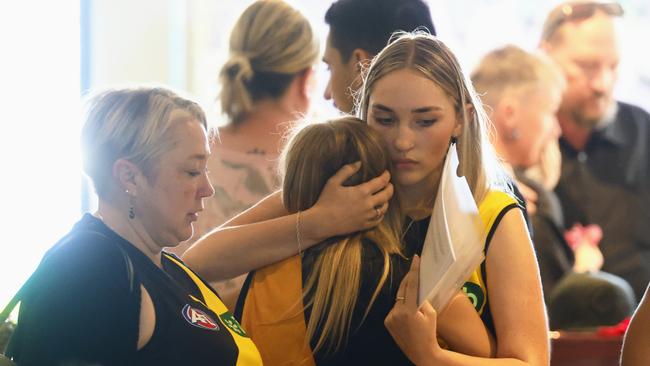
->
<box><xmin>322</xmin><ymin>0</ymin><xmax>435</xmax><ymax>113</ymax></box>
<box><xmin>5</xmin><ymin>87</ymin><xmax>262</xmax><ymax>365</ymax></box>
<box><xmin>472</xmin><ymin>44</ymin><xmax>635</xmax><ymax>330</ymax></box>
<box><xmin>540</xmin><ymin>0</ymin><xmax>650</xmax><ymax>301</ymax></box>
<box><xmin>172</xmin><ymin>0</ymin><xmax>320</xmax><ymax>310</ymax></box>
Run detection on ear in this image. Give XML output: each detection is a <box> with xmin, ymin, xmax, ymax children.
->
<box><xmin>113</xmin><ymin>158</ymin><xmax>142</xmax><ymax>195</ymax></box>
<box><xmin>296</xmin><ymin>67</ymin><xmax>315</xmax><ymax>99</ymax></box>
<box><xmin>454</xmin><ymin>103</ymin><xmax>473</xmax><ymax>138</ymax></box>
<box><xmin>349</xmin><ymin>48</ymin><xmax>372</xmax><ymax>75</ymax></box>
<box><xmin>494</xmin><ymin>97</ymin><xmax>518</xmax><ymax>131</ymax></box>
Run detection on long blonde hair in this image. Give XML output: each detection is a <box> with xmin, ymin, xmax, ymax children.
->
<box><xmin>358</xmin><ymin>32</ymin><xmax>510</xmax><ymax>202</ymax></box>
<box><xmin>220</xmin><ymin>0</ymin><xmax>319</xmax><ymax>124</ymax></box>
<box><xmin>280</xmin><ymin>117</ymin><xmax>403</xmax><ymax>355</ymax></box>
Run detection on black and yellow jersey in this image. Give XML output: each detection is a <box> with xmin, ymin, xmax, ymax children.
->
<box><xmin>235</xmin><ymin>190</ymin><xmax>519</xmax><ymax>365</ymax></box>
<box><xmin>8</xmin><ymin>214</ymin><xmax>262</xmax><ymax>366</ymax></box>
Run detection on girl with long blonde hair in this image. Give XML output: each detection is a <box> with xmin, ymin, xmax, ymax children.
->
<box><xmin>186</xmin><ymin>32</ymin><xmax>548</xmax><ymax>365</ymax></box>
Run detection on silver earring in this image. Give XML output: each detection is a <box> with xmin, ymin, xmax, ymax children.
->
<box><xmin>125</xmin><ymin>190</ymin><xmax>135</xmax><ymax>219</ymax></box>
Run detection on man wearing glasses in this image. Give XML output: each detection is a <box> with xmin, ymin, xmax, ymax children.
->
<box><xmin>540</xmin><ymin>1</ymin><xmax>650</xmax><ymax>302</ymax></box>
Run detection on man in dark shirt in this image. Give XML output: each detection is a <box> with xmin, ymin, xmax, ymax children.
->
<box><xmin>540</xmin><ymin>1</ymin><xmax>650</xmax><ymax>300</ymax></box>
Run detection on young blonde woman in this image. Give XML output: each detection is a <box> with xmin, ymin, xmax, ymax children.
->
<box><xmin>185</xmin><ymin>32</ymin><xmax>548</xmax><ymax>365</ymax></box>
<box><xmin>174</xmin><ymin>0</ymin><xmax>321</xmax><ymax>309</ymax></box>
<box><xmin>233</xmin><ymin>117</ymin><xmax>490</xmax><ymax>364</ymax></box>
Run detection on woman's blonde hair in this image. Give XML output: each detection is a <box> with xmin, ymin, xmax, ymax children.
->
<box><xmin>280</xmin><ymin>117</ymin><xmax>403</xmax><ymax>355</ymax></box>
<box><xmin>358</xmin><ymin>32</ymin><xmax>509</xmax><ymax>202</ymax></box>
<box><xmin>81</xmin><ymin>87</ymin><xmax>206</xmax><ymax>197</ymax></box>
<box><xmin>220</xmin><ymin>0</ymin><xmax>319</xmax><ymax>124</ymax></box>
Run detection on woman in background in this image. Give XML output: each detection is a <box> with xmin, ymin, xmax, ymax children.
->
<box><xmin>6</xmin><ymin>87</ymin><xmax>262</xmax><ymax>365</ymax></box>
<box><xmin>175</xmin><ymin>0</ymin><xmax>320</xmax><ymax>310</ymax></box>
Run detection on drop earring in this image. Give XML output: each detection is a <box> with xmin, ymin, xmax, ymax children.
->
<box><xmin>125</xmin><ymin>190</ymin><xmax>135</xmax><ymax>219</ymax></box>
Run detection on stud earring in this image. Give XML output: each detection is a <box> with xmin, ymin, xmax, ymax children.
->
<box><xmin>510</xmin><ymin>129</ymin><xmax>521</xmax><ymax>141</ymax></box>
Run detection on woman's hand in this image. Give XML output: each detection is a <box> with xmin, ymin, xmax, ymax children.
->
<box><xmin>306</xmin><ymin>161</ymin><xmax>394</xmax><ymax>241</ymax></box>
<box><xmin>385</xmin><ymin>256</ymin><xmax>440</xmax><ymax>366</ymax></box>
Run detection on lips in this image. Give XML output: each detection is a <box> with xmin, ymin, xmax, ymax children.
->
<box><xmin>187</xmin><ymin>211</ymin><xmax>201</xmax><ymax>222</ymax></box>
<box><xmin>393</xmin><ymin>158</ymin><xmax>417</xmax><ymax>169</ymax></box>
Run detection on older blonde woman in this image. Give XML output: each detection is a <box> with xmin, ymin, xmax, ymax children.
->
<box><xmin>6</xmin><ymin>87</ymin><xmax>262</xmax><ymax>366</ymax></box>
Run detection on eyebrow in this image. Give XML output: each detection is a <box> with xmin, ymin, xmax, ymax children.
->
<box><xmin>373</xmin><ymin>103</ymin><xmax>443</xmax><ymax>113</ymax></box>
<box><xmin>187</xmin><ymin>153</ymin><xmax>208</xmax><ymax>161</ymax></box>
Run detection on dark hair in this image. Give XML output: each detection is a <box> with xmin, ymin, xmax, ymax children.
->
<box><xmin>325</xmin><ymin>0</ymin><xmax>435</xmax><ymax>62</ymax></box>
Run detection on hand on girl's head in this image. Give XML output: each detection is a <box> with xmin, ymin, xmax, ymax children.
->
<box><xmin>314</xmin><ymin>162</ymin><xmax>393</xmax><ymax>237</ymax></box>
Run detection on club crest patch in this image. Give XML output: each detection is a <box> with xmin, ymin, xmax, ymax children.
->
<box><xmin>182</xmin><ymin>304</ymin><xmax>220</xmax><ymax>331</ymax></box>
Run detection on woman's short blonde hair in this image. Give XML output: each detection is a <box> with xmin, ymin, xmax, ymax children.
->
<box><xmin>220</xmin><ymin>0</ymin><xmax>319</xmax><ymax>124</ymax></box>
<box><xmin>358</xmin><ymin>31</ymin><xmax>509</xmax><ymax>202</ymax></box>
<box><xmin>81</xmin><ymin>87</ymin><xmax>206</xmax><ymax>197</ymax></box>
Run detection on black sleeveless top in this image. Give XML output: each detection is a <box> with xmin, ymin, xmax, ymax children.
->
<box><xmin>8</xmin><ymin>214</ymin><xmax>261</xmax><ymax>366</ymax></box>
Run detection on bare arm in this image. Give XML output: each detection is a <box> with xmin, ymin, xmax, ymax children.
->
<box><xmin>621</xmin><ymin>284</ymin><xmax>650</xmax><ymax>366</ymax></box>
<box><xmin>183</xmin><ymin>163</ymin><xmax>393</xmax><ymax>281</ymax></box>
<box><xmin>438</xmin><ymin>292</ymin><xmax>496</xmax><ymax>357</ymax></box>
<box><xmin>386</xmin><ymin>210</ymin><xmax>549</xmax><ymax>366</ymax></box>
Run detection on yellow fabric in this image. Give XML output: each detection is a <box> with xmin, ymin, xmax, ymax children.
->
<box><xmin>463</xmin><ymin>190</ymin><xmax>518</xmax><ymax>314</ymax></box>
<box><xmin>239</xmin><ymin>190</ymin><xmax>517</xmax><ymax>364</ymax></box>
<box><xmin>241</xmin><ymin>255</ymin><xmax>315</xmax><ymax>366</ymax></box>
<box><xmin>164</xmin><ymin>254</ymin><xmax>263</xmax><ymax>366</ymax></box>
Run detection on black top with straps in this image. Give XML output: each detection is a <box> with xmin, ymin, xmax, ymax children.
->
<box><xmin>8</xmin><ymin>214</ymin><xmax>260</xmax><ymax>366</ymax></box>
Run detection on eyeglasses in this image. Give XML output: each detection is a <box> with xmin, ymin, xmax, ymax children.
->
<box><xmin>541</xmin><ymin>1</ymin><xmax>624</xmax><ymax>41</ymax></box>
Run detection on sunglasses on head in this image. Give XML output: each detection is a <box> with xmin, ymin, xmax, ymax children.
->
<box><xmin>542</xmin><ymin>1</ymin><xmax>624</xmax><ymax>40</ymax></box>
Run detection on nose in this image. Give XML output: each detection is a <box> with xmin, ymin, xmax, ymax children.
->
<box><xmin>324</xmin><ymin>79</ymin><xmax>332</xmax><ymax>100</ymax></box>
<box><xmin>590</xmin><ymin>66</ymin><xmax>615</xmax><ymax>95</ymax></box>
<box><xmin>199</xmin><ymin>173</ymin><xmax>215</xmax><ymax>199</ymax></box>
<box><xmin>394</xmin><ymin>125</ymin><xmax>415</xmax><ymax>153</ymax></box>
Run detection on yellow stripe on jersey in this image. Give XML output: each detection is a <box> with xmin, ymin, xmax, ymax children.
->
<box><xmin>164</xmin><ymin>254</ymin><xmax>263</xmax><ymax>366</ymax></box>
<box><xmin>463</xmin><ymin>190</ymin><xmax>518</xmax><ymax>314</ymax></box>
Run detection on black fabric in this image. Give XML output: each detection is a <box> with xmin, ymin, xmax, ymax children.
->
<box><xmin>555</xmin><ymin>101</ymin><xmax>650</xmax><ymax>300</ymax></box>
<box><xmin>302</xmin><ymin>239</ymin><xmax>413</xmax><ymax>365</ymax></box>
<box><xmin>515</xmin><ymin>173</ymin><xmax>573</xmax><ymax>303</ymax></box>
<box><xmin>7</xmin><ymin>214</ymin><xmax>242</xmax><ymax>366</ymax></box>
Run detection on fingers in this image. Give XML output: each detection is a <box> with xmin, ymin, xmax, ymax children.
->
<box><xmin>370</xmin><ymin>181</ymin><xmax>394</xmax><ymax>208</ymax></box>
<box><xmin>327</xmin><ymin>161</ymin><xmax>362</xmax><ymax>186</ymax></box>
<box><xmin>420</xmin><ymin>299</ymin><xmax>436</xmax><ymax>318</ymax></box>
<box><xmin>404</xmin><ymin>255</ymin><xmax>420</xmax><ymax>308</ymax></box>
<box><xmin>393</xmin><ymin>255</ymin><xmax>421</xmax><ymax>308</ymax></box>
<box><xmin>362</xmin><ymin>170</ymin><xmax>391</xmax><ymax>195</ymax></box>
<box><xmin>395</xmin><ymin>261</ymin><xmax>409</xmax><ymax>302</ymax></box>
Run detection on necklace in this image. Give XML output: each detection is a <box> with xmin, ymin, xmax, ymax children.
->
<box><xmin>401</xmin><ymin>218</ymin><xmax>416</xmax><ymax>241</ymax></box>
